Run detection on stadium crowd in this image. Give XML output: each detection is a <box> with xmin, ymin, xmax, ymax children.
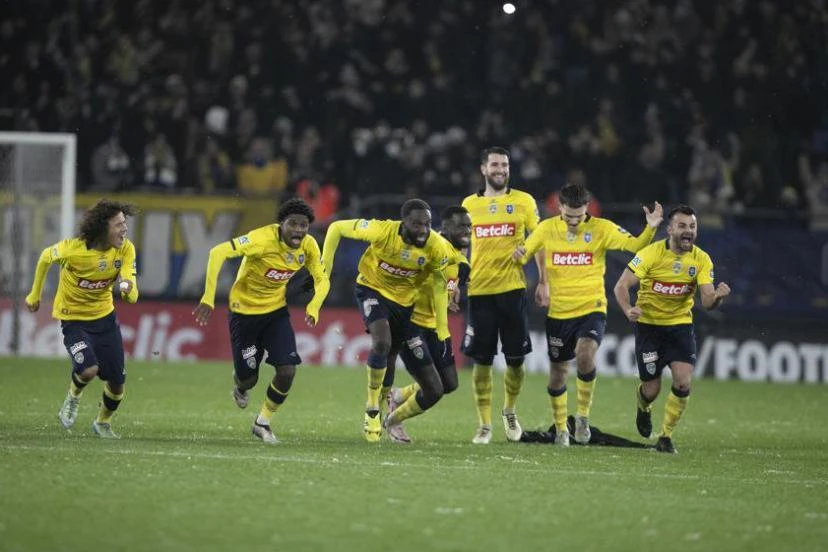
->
<box><xmin>3</xmin><ymin>0</ymin><xmax>828</xmax><ymax>223</ymax></box>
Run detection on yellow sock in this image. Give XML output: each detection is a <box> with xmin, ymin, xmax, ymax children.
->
<box><xmin>637</xmin><ymin>383</ymin><xmax>654</xmax><ymax>412</ymax></box>
<box><xmin>661</xmin><ymin>388</ymin><xmax>689</xmax><ymax>438</ymax></box>
<box><xmin>503</xmin><ymin>364</ymin><xmax>525</xmax><ymax>410</ymax></box>
<box><xmin>96</xmin><ymin>385</ymin><xmax>124</xmax><ymax>423</ymax></box>
<box><xmin>366</xmin><ymin>366</ymin><xmax>386</xmax><ymax>411</ymax></box>
<box><xmin>258</xmin><ymin>383</ymin><xmax>288</xmax><ymax>423</ymax></box>
<box><xmin>575</xmin><ymin>370</ymin><xmax>597</xmax><ymax>417</ymax></box>
<box><xmin>472</xmin><ymin>364</ymin><xmax>493</xmax><ymax>426</ymax></box>
<box><xmin>399</xmin><ymin>383</ymin><xmax>419</xmax><ymax>402</ymax></box>
<box><xmin>548</xmin><ymin>386</ymin><xmax>568</xmax><ymax>432</ymax></box>
<box><xmin>388</xmin><ymin>394</ymin><xmax>424</xmax><ymax>424</ymax></box>
<box><xmin>69</xmin><ymin>372</ymin><xmax>87</xmax><ymax>399</ymax></box>
<box><xmin>380</xmin><ymin>385</ymin><xmax>392</xmax><ymax>411</ymax></box>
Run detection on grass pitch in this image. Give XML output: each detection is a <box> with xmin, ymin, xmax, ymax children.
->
<box><xmin>1</xmin><ymin>357</ymin><xmax>826</xmax><ymax>552</ymax></box>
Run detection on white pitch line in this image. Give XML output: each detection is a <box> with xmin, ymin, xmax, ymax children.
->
<box><xmin>5</xmin><ymin>444</ymin><xmax>827</xmax><ymax>486</ymax></box>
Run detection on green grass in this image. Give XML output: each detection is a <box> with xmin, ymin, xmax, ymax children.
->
<box><xmin>1</xmin><ymin>358</ymin><xmax>827</xmax><ymax>552</ymax></box>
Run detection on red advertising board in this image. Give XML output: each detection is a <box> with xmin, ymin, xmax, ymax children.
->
<box><xmin>0</xmin><ymin>299</ymin><xmax>466</xmax><ymax>365</ymax></box>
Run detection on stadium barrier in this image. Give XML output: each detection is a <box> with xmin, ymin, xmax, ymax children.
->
<box><xmin>3</xmin><ymin>299</ymin><xmax>825</xmax><ymax>384</ymax></box>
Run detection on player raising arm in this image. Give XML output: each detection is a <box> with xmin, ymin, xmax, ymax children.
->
<box><xmin>194</xmin><ymin>198</ymin><xmax>329</xmax><ymax>444</ymax></box>
<box><xmin>513</xmin><ymin>182</ymin><xmax>662</xmax><ymax>446</ymax></box>
<box><xmin>26</xmin><ymin>199</ymin><xmax>139</xmax><ymax>439</ymax></box>
<box><xmin>613</xmin><ymin>205</ymin><xmax>730</xmax><ymax>453</ymax></box>
<box><xmin>322</xmin><ymin>199</ymin><xmax>463</xmax><ymax>442</ymax></box>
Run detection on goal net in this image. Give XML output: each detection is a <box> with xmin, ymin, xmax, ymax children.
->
<box><xmin>0</xmin><ymin>132</ymin><xmax>76</xmax><ymax>355</ymax></box>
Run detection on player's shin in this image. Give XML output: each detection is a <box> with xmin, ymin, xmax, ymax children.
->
<box><xmin>365</xmin><ymin>352</ymin><xmax>387</xmax><ymax>412</ymax></box>
<box><xmin>69</xmin><ymin>371</ymin><xmax>89</xmax><ymax>399</ymax></box>
<box><xmin>547</xmin><ymin>385</ymin><xmax>568</xmax><ymax>432</ymax></box>
<box><xmin>258</xmin><ymin>382</ymin><xmax>289</xmax><ymax>424</ymax></box>
<box><xmin>472</xmin><ymin>364</ymin><xmax>493</xmax><ymax>426</ymax></box>
<box><xmin>660</xmin><ymin>386</ymin><xmax>690</xmax><ymax>438</ymax></box>
<box><xmin>576</xmin><ymin>369</ymin><xmax>597</xmax><ymax>417</ymax></box>
<box><xmin>503</xmin><ymin>363</ymin><xmax>525</xmax><ymax>410</ymax></box>
<box><xmin>96</xmin><ymin>384</ymin><xmax>124</xmax><ymax>423</ymax></box>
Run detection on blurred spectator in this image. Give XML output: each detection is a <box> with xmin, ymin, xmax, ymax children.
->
<box><xmin>144</xmin><ymin>132</ymin><xmax>178</xmax><ymax>189</ymax></box>
<box><xmin>90</xmin><ymin>131</ymin><xmax>131</xmax><ymax>191</ymax></box>
<box><xmin>296</xmin><ymin>177</ymin><xmax>341</xmax><ymax>226</ymax></box>
<box><xmin>196</xmin><ymin>136</ymin><xmax>234</xmax><ymax>193</ymax></box>
<box><xmin>236</xmin><ymin>138</ymin><xmax>288</xmax><ymax>196</ymax></box>
<box><xmin>799</xmin><ymin>151</ymin><xmax>828</xmax><ymax>230</ymax></box>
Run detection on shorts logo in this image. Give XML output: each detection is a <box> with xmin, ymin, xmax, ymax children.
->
<box><xmin>114</xmin><ymin>260</ymin><xmax>122</xmax><ymax>269</ymax></box>
<box><xmin>378</xmin><ymin>261</ymin><xmax>419</xmax><ymax>277</ymax></box>
<box><xmin>363</xmin><ymin>298</ymin><xmax>379</xmax><ymax>317</ymax></box>
<box><xmin>488</xmin><ymin>203</ymin><xmax>497</xmax><ymax>214</ymax></box>
<box><xmin>464</xmin><ymin>326</ymin><xmax>474</xmax><ymax>348</ymax></box>
<box><xmin>642</xmin><ymin>351</ymin><xmax>659</xmax><ymax>363</ymax></box>
<box><xmin>264</xmin><ymin>268</ymin><xmax>296</xmax><ymax>281</ymax></box>
<box><xmin>506</xmin><ymin>204</ymin><xmax>514</xmax><ymax>214</ymax></box>
<box><xmin>548</xmin><ymin>337</ymin><xmax>564</xmax><ymax>347</ymax></box>
<box><xmin>630</xmin><ymin>256</ymin><xmax>641</xmax><ymax>267</ymax></box>
<box><xmin>672</xmin><ymin>261</ymin><xmax>682</xmax><ymax>274</ymax></box>
<box><xmin>584</xmin><ymin>232</ymin><xmax>592</xmax><ymax>243</ymax></box>
<box><xmin>645</xmin><ymin>362</ymin><xmax>656</xmax><ymax>375</ymax></box>
<box><xmin>688</xmin><ymin>266</ymin><xmax>696</xmax><ymax>277</ymax></box>
<box><xmin>550</xmin><ymin>347</ymin><xmax>559</xmax><ymax>358</ymax></box>
<box><xmin>407</xmin><ymin>337</ymin><xmax>425</xmax><ymax>360</ymax></box>
<box><xmin>474</xmin><ymin>223</ymin><xmax>515</xmax><ymax>238</ymax></box>
<box><xmin>241</xmin><ymin>346</ymin><xmax>257</xmax><ymax>360</ymax></box>
<box><xmin>74</xmin><ymin>352</ymin><xmax>85</xmax><ymax>364</ymax></box>
<box><xmin>247</xmin><ymin>357</ymin><xmax>257</xmax><ymax>369</ymax></box>
<box><xmin>551</xmin><ymin>252</ymin><xmax>593</xmax><ymax>266</ymax></box>
<box><xmin>98</xmin><ymin>259</ymin><xmax>107</xmax><ymax>271</ymax></box>
<box><xmin>69</xmin><ymin>342</ymin><xmax>88</xmax><ymax>355</ymax></box>
<box><xmin>652</xmin><ymin>281</ymin><xmax>695</xmax><ymax>296</ymax></box>
<box><xmin>238</xmin><ymin>235</ymin><xmax>250</xmax><ymax>245</ymax></box>
<box><xmin>78</xmin><ymin>278</ymin><xmax>113</xmax><ymax>290</ymax></box>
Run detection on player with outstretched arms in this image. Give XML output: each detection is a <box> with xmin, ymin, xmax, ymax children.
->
<box><xmin>26</xmin><ymin>199</ymin><xmax>139</xmax><ymax>439</ymax></box>
<box><xmin>194</xmin><ymin>198</ymin><xmax>329</xmax><ymax>444</ymax></box>
<box><xmin>613</xmin><ymin>204</ymin><xmax>730</xmax><ymax>453</ymax></box>
<box><xmin>513</xmin><ymin>182</ymin><xmax>663</xmax><ymax>446</ymax></box>
<box><xmin>322</xmin><ymin>198</ymin><xmax>464</xmax><ymax>442</ymax></box>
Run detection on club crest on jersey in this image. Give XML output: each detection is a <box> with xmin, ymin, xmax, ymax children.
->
<box><xmin>417</xmin><ymin>256</ymin><xmax>425</xmax><ymax>266</ymax></box>
<box><xmin>584</xmin><ymin>232</ymin><xmax>592</xmax><ymax>243</ymax></box>
<box><xmin>285</xmin><ymin>252</ymin><xmax>294</xmax><ymax>263</ymax></box>
<box><xmin>114</xmin><ymin>260</ymin><xmax>122</xmax><ymax>269</ymax></box>
<box><xmin>488</xmin><ymin>203</ymin><xmax>497</xmax><ymax>214</ymax></box>
<box><xmin>506</xmin><ymin>204</ymin><xmax>514</xmax><ymax>214</ymax></box>
<box><xmin>672</xmin><ymin>261</ymin><xmax>682</xmax><ymax>274</ymax></box>
<box><xmin>298</xmin><ymin>254</ymin><xmax>305</xmax><ymax>264</ymax></box>
<box><xmin>401</xmin><ymin>249</ymin><xmax>411</xmax><ymax>261</ymax></box>
<box><xmin>688</xmin><ymin>266</ymin><xmax>697</xmax><ymax>277</ymax></box>
<box><xmin>98</xmin><ymin>259</ymin><xmax>107</xmax><ymax>271</ymax></box>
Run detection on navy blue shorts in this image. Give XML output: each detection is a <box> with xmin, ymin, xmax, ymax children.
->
<box><xmin>229</xmin><ymin>307</ymin><xmax>301</xmax><ymax>380</ymax></box>
<box><xmin>462</xmin><ymin>289</ymin><xmax>532</xmax><ymax>362</ymax></box>
<box><xmin>61</xmin><ymin>311</ymin><xmax>125</xmax><ymax>385</ymax></box>
<box><xmin>399</xmin><ymin>324</ymin><xmax>452</xmax><ymax>371</ymax></box>
<box><xmin>545</xmin><ymin>312</ymin><xmax>607</xmax><ymax>362</ymax></box>
<box><xmin>634</xmin><ymin>322</ymin><xmax>697</xmax><ymax>381</ymax></box>
<box><xmin>354</xmin><ymin>284</ymin><xmax>416</xmax><ymax>346</ymax></box>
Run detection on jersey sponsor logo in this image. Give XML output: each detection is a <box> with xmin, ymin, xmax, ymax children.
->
<box><xmin>474</xmin><ymin>223</ymin><xmax>516</xmax><ymax>238</ymax></box>
<box><xmin>652</xmin><ymin>281</ymin><xmax>695</xmax><ymax>296</ymax></box>
<box><xmin>78</xmin><ymin>278</ymin><xmax>113</xmax><ymax>290</ymax></box>
<box><xmin>378</xmin><ymin>261</ymin><xmax>419</xmax><ymax>278</ymax></box>
<box><xmin>264</xmin><ymin>268</ymin><xmax>296</xmax><ymax>281</ymax></box>
<box><xmin>551</xmin><ymin>252</ymin><xmax>593</xmax><ymax>266</ymax></box>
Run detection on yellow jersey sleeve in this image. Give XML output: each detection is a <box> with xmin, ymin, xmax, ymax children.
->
<box><xmin>199</xmin><ymin>226</ymin><xmax>270</xmax><ymax>308</ymax></box>
<box><xmin>303</xmin><ymin>235</ymin><xmax>330</xmax><ymax>321</ymax></box>
<box><xmin>119</xmin><ymin>240</ymin><xmax>139</xmax><ymax>303</ymax></box>
<box><xmin>601</xmin><ymin>219</ymin><xmax>656</xmax><ymax>253</ymax></box>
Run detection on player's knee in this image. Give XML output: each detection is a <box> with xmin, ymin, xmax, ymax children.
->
<box><xmin>505</xmin><ymin>355</ymin><xmax>524</xmax><ymax>368</ymax></box>
<box><xmin>371</xmin><ymin>337</ymin><xmax>392</xmax><ymax>357</ymax></box>
<box><xmin>473</xmin><ymin>355</ymin><xmax>495</xmax><ymax>366</ymax></box>
<box><xmin>235</xmin><ymin>373</ymin><xmax>258</xmax><ymax>391</ymax></box>
<box><xmin>671</xmin><ymin>383</ymin><xmax>691</xmax><ymax>396</ymax></box>
<box><xmin>442</xmin><ymin>375</ymin><xmax>458</xmax><ymax>395</ymax></box>
<box><xmin>107</xmin><ymin>383</ymin><xmax>124</xmax><ymax>396</ymax></box>
<box><xmin>79</xmin><ymin>365</ymin><xmax>99</xmax><ymax>380</ymax></box>
<box><xmin>575</xmin><ymin>350</ymin><xmax>594</xmax><ymax>371</ymax></box>
<box><xmin>421</xmin><ymin>379</ymin><xmax>445</xmax><ymax>407</ymax></box>
<box><xmin>275</xmin><ymin>364</ymin><xmax>296</xmax><ymax>381</ymax></box>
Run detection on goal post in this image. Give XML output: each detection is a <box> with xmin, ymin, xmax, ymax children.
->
<box><xmin>0</xmin><ymin>132</ymin><xmax>77</xmax><ymax>355</ymax></box>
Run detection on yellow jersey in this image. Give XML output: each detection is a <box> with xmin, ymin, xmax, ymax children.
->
<box><xmin>628</xmin><ymin>239</ymin><xmax>715</xmax><ymax>326</ymax></box>
<box><xmin>462</xmin><ymin>189</ymin><xmax>539</xmax><ymax>296</ymax></box>
<box><xmin>323</xmin><ymin>219</ymin><xmax>461</xmax><ymax>307</ymax></box>
<box><xmin>26</xmin><ymin>238</ymin><xmax>139</xmax><ymax>321</ymax></box>
<box><xmin>411</xmin><ymin>235</ymin><xmax>468</xmax><ymax>330</ymax></box>
<box><xmin>199</xmin><ymin>224</ymin><xmax>329</xmax><ymax>318</ymax></box>
<box><xmin>522</xmin><ymin>216</ymin><xmax>656</xmax><ymax>319</ymax></box>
